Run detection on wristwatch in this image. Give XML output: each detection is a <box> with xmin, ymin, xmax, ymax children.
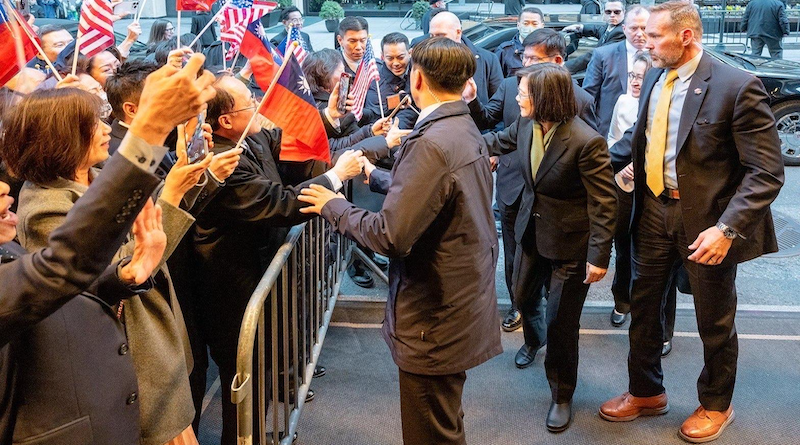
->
<box><xmin>715</xmin><ymin>222</ymin><xmax>738</xmax><ymax>240</ymax></box>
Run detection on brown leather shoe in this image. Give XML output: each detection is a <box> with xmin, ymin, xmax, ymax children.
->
<box><xmin>679</xmin><ymin>405</ymin><xmax>735</xmax><ymax>443</ymax></box>
<box><xmin>599</xmin><ymin>392</ymin><xmax>669</xmax><ymax>422</ymax></box>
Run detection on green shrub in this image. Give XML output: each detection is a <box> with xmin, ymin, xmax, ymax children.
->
<box><xmin>278</xmin><ymin>0</ymin><xmax>293</xmax><ymax>8</ymax></box>
<box><xmin>411</xmin><ymin>0</ymin><xmax>430</xmax><ymax>20</ymax></box>
<box><xmin>319</xmin><ymin>0</ymin><xmax>345</xmax><ymax>20</ymax></box>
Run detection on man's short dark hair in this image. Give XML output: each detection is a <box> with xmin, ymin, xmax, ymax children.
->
<box><xmin>522</xmin><ymin>28</ymin><xmax>566</xmax><ymax>57</ymax></box>
<box><xmin>381</xmin><ymin>32</ymin><xmax>409</xmax><ymax>51</ymax></box>
<box><xmin>37</xmin><ymin>24</ymin><xmax>66</xmax><ymax>39</ymax></box>
<box><xmin>520</xmin><ymin>6</ymin><xmax>544</xmax><ymax>20</ymax></box>
<box><xmin>411</xmin><ymin>36</ymin><xmax>475</xmax><ymax>94</ymax></box>
<box><xmin>338</xmin><ymin>16</ymin><xmax>369</xmax><ymax>35</ymax></box>
<box><xmin>517</xmin><ymin>63</ymin><xmax>576</xmax><ymax>123</ymax></box>
<box><xmin>206</xmin><ymin>74</ymin><xmax>237</xmax><ymax>131</ymax></box>
<box><xmin>106</xmin><ymin>60</ymin><xmax>159</xmax><ymax>122</ymax></box>
<box><xmin>280</xmin><ymin>6</ymin><xmax>301</xmax><ymax>21</ymax></box>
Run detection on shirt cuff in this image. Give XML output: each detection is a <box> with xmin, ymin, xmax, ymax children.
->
<box><xmin>323</xmin><ymin>171</ymin><xmax>343</xmax><ymax>192</ymax></box>
<box><xmin>207</xmin><ymin>169</ymin><xmax>225</xmax><ymax>185</ymax></box>
<box><xmin>324</xmin><ymin>108</ymin><xmax>341</xmax><ymax>130</ymax></box>
<box><xmin>116</xmin><ymin>132</ymin><xmax>169</xmax><ymax>174</ymax></box>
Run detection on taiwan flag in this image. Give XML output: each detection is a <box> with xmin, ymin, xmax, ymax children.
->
<box><xmin>261</xmin><ymin>53</ymin><xmax>330</xmax><ymax>163</ymax></box>
<box><xmin>239</xmin><ymin>20</ymin><xmax>279</xmax><ymax>89</ymax></box>
<box><xmin>0</xmin><ymin>4</ymin><xmax>39</xmax><ymax>86</ymax></box>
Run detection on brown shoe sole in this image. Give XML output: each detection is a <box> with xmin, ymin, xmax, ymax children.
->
<box><xmin>599</xmin><ymin>404</ymin><xmax>670</xmax><ymax>422</ymax></box>
<box><xmin>678</xmin><ymin>410</ymin><xmax>736</xmax><ymax>443</ymax></box>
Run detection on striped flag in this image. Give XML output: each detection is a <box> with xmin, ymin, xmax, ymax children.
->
<box><xmin>349</xmin><ymin>39</ymin><xmax>380</xmax><ymax>121</ymax></box>
<box><xmin>277</xmin><ymin>26</ymin><xmax>308</xmax><ymax>64</ymax></box>
<box><xmin>219</xmin><ymin>0</ymin><xmax>277</xmax><ymax>59</ymax></box>
<box><xmin>77</xmin><ymin>0</ymin><xmax>115</xmax><ymax>58</ymax></box>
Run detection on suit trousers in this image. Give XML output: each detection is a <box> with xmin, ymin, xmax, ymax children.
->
<box><xmin>498</xmin><ymin>193</ymin><xmax>522</xmax><ymax>309</ymax></box>
<box><xmin>514</xmin><ymin>240</ymin><xmax>590</xmax><ymax>403</ymax></box>
<box><xmin>398</xmin><ymin>369</ymin><xmax>467</xmax><ymax>445</ymax></box>
<box><xmin>750</xmin><ymin>36</ymin><xmax>783</xmax><ymax>59</ymax></box>
<box><xmin>628</xmin><ymin>192</ymin><xmax>738</xmax><ymax>411</ymax></box>
<box><xmin>612</xmin><ymin>184</ymin><xmax>678</xmax><ymax>343</ymax></box>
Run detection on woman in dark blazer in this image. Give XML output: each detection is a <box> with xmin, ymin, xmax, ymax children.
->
<box><xmin>483</xmin><ymin>63</ymin><xmax>617</xmax><ymax>433</ymax></box>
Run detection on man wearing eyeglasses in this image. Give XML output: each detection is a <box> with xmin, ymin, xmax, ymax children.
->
<box><xmin>563</xmin><ymin>0</ymin><xmax>626</xmax><ymax>74</ymax></box>
<box><xmin>270</xmin><ymin>6</ymin><xmax>314</xmax><ymax>52</ymax></box>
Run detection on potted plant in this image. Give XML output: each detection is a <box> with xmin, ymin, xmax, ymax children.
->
<box><xmin>320</xmin><ymin>0</ymin><xmax>344</xmax><ymax>32</ymax></box>
<box><xmin>411</xmin><ymin>0</ymin><xmax>430</xmax><ymax>29</ymax></box>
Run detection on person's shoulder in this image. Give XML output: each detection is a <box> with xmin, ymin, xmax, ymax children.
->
<box><xmin>497</xmin><ymin>40</ymin><xmax>515</xmax><ymax>50</ymax></box>
<box><xmin>596</xmin><ymin>40</ymin><xmax>624</xmax><ymax>57</ymax></box>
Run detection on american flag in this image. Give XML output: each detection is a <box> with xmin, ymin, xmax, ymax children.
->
<box><xmin>285</xmin><ymin>26</ymin><xmax>309</xmax><ymax>64</ymax></box>
<box><xmin>77</xmin><ymin>0</ymin><xmax>115</xmax><ymax>59</ymax></box>
<box><xmin>220</xmin><ymin>0</ymin><xmax>277</xmax><ymax>59</ymax></box>
<box><xmin>350</xmin><ymin>39</ymin><xmax>380</xmax><ymax>121</ymax></box>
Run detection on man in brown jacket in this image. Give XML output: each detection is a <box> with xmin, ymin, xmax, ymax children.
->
<box><xmin>298</xmin><ymin>37</ymin><xmax>502</xmax><ymax>445</ymax></box>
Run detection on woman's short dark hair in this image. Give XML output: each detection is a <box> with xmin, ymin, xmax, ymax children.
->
<box><xmin>302</xmin><ymin>48</ymin><xmax>344</xmax><ymax>94</ymax></box>
<box><xmin>517</xmin><ymin>63</ymin><xmax>576</xmax><ymax>123</ymax></box>
<box><xmin>633</xmin><ymin>50</ymin><xmax>652</xmax><ymax>72</ymax></box>
<box><xmin>411</xmin><ymin>36</ymin><xmax>475</xmax><ymax>94</ymax></box>
<box><xmin>1</xmin><ymin>88</ymin><xmax>101</xmax><ymax>183</ymax></box>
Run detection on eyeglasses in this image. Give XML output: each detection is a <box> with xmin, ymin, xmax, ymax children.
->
<box><xmin>224</xmin><ymin>97</ymin><xmax>258</xmax><ymax>115</ymax></box>
<box><xmin>627</xmin><ymin>72</ymin><xmax>644</xmax><ymax>81</ymax></box>
<box><xmin>522</xmin><ymin>54</ymin><xmax>558</xmax><ymax>64</ymax></box>
<box><xmin>604</xmin><ymin>9</ymin><xmax>623</xmax><ymax>14</ymax></box>
<box><xmin>517</xmin><ymin>89</ymin><xmax>530</xmax><ymax>99</ymax></box>
<box><xmin>286</xmin><ymin>18</ymin><xmax>304</xmax><ymax>24</ymax></box>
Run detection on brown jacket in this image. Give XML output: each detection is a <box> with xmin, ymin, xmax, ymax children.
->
<box><xmin>322</xmin><ymin>101</ymin><xmax>502</xmax><ymax>375</ymax></box>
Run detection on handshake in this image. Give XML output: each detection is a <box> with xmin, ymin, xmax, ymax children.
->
<box><xmin>299</xmin><ymin>149</ymin><xmax>380</xmax><ymax>215</ymax></box>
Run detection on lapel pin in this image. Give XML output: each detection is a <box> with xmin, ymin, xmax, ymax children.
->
<box><xmin>694</xmin><ymin>88</ymin><xmax>702</xmax><ymax>95</ymax></box>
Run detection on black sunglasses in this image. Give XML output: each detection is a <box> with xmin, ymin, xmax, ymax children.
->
<box><xmin>605</xmin><ymin>9</ymin><xmax>623</xmax><ymax>14</ymax></box>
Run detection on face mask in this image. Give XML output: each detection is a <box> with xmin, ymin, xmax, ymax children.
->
<box><xmin>518</xmin><ymin>25</ymin><xmax>536</xmax><ymax>41</ymax></box>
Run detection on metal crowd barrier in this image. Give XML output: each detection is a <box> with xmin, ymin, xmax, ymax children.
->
<box><xmin>231</xmin><ymin>217</ymin><xmax>353</xmax><ymax>445</ymax></box>
<box><xmin>697</xmin><ymin>9</ymin><xmax>800</xmax><ymax>51</ymax></box>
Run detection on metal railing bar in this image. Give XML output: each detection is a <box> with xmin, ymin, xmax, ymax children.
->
<box><xmin>352</xmin><ymin>246</ymin><xmax>389</xmax><ymax>284</ymax></box>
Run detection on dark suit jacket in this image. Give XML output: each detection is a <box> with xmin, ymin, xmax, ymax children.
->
<box><xmin>468</xmin><ymin>76</ymin><xmax>598</xmax><ymax>206</ymax></box>
<box><xmin>484</xmin><ymin>117</ymin><xmax>617</xmax><ymax>268</ymax></box>
<box><xmin>504</xmin><ymin>0</ymin><xmax>524</xmax><ymax>17</ymax></box>
<box><xmin>364</xmin><ymin>61</ymin><xmax>417</xmax><ymax>129</ymax></box>
<box><xmin>193</xmin><ymin>130</ymin><xmax>333</xmax><ymax>338</ymax></box>
<box><xmin>191</xmin><ymin>12</ymin><xmax>217</xmax><ymax>48</ymax></box>
<box><xmin>322</xmin><ymin>101</ymin><xmax>502</xmax><ymax>375</ymax></box>
<box><xmin>742</xmin><ymin>0</ymin><xmax>790</xmax><ymax>39</ymax></box>
<box><xmin>0</xmin><ymin>150</ymin><xmax>162</xmax><ymax>445</ymax></box>
<box><xmin>313</xmin><ymin>91</ymin><xmax>390</xmax><ymax>160</ymax></box>
<box><xmin>582</xmin><ymin>40</ymin><xmax>628</xmax><ymax>138</ymax></box>
<box><xmin>628</xmin><ymin>53</ymin><xmax>784</xmax><ymax>264</ymax></box>
<box><xmin>580</xmin><ymin>23</ymin><xmax>625</xmax><ymax>46</ymax></box>
<box><xmin>270</xmin><ymin>29</ymin><xmax>314</xmax><ymax>52</ymax></box>
<box><xmin>342</xmin><ymin>54</ymin><xmax>381</xmax><ymax>125</ymax></box>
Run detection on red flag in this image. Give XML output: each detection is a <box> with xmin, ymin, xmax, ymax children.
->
<box><xmin>77</xmin><ymin>0</ymin><xmax>115</xmax><ymax>58</ymax></box>
<box><xmin>0</xmin><ymin>4</ymin><xmax>38</xmax><ymax>86</ymax></box>
<box><xmin>219</xmin><ymin>0</ymin><xmax>277</xmax><ymax>57</ymax></box>
<box><xmin>261</xmin><ymin>54</ymin><xmax>330</xmax><ymax>163</ymax></box>
<box><xmin>239</xmin><ymin>21</ymin><xmax>279</xmax><ymax>89</ymax></box>
<box><xmin>176</xmin><ymin>0</ymin><xmax>215</xmax><ymax>11</ymax></box>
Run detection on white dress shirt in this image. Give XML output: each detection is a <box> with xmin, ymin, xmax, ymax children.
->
<box><xmin>645</xmin><ymin>50</ymin><xmax>704</xmax><ymax>190</ymax></box>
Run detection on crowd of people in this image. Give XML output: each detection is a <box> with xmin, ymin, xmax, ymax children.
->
<box><xmin>0</xmin><ymin>1</ymin><xmax>786</xmax><ymax>444</ymax></box>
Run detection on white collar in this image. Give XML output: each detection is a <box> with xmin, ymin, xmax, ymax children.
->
<box><xmin>674</xmin><ymin>49</ymin><xmax>704</xmax><ymax>82</ymax></box>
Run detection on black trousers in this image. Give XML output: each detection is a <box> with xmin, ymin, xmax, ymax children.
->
<box><xmin>750</xmin><ymin>36</ymin><xmax>783</xmax><ymax>59</ymax></box>
<box><xmin>513</xmin><ymin>241</ymin><xmax>590</xmax><ymax>403</ymax></box>
<box><xmin>612</xmin><ymin>185</ymin><xmax>678</xmax><ymax>343</ymax></box>
<box><xmin>628</xmin><ymin>192</ymin><xmax>738</xmax><ymax>411</ymax></box>
<box><xmin>498</xmin><ymin>194</ymin><xmax>522</xmax><ymax>310</ymax></box>
<box><xmin>398</xmin><ymin>369</ymin><xmax>467</xmax><ymax>445</ymax></box>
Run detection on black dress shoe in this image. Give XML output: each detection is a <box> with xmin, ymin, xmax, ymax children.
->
<box><xmin>661</xmin><ymin>340</ymin><xmax>672</xmax><ymax>357</ymax></box>
<box><xmin>610</xmin><ymin>309</ymin><xmax>628</xmax><ymax>327</ymax></box>
<box><xmin>347</xmin><ymin>263</ymin><xmax>374</xmax><ymax>288</ymax></box>
<box><xmin>313</xmin><ymin>365</ymin><xmax>326</xmax><ymax>378</ymax></box>
<box><xmin>371</xmin><ymin>254</ymin><xmax>389</xmax><ymax>271</ymax></box>
<box><xmin>278</xmin><ymin>388</ymin><xmax>315</xmax><ymax>404</ymax></box>
<box><xmin>514</xmin><ymin>344</ymin><xmax>540</xmax><ymax>369</ymax></box>
<box><xmin>501</xmin><ymin>308</ymin><xmax>522</xmax><ymax>332</ymax></box>
<box><xmin>546</xmin><ymin>401</ymin><xmax>572</xmax><ymax>433</ymax></box>
<box><xmin>305</xmin><ymin>389</ymin><xmax>315</xmax><ymax>403</ymax></box>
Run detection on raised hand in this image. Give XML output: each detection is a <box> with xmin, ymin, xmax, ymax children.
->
<box><xmin>371</xmin><ymin>117</ymin><xmax>391</xmax><ymax>137</ymax></box>
<box><xmin>119</xmin><ymin>199</ymin><xmax>167</xmax><ymax>285</ymax></box>
<box><xmin>160</xmin><ymin>122</ymin><xmax>214</xmax><ymax>207</ymax></box>
<box><xmin>462</xmin><ymin>78</ymin><xmax>478</xmax><ymax>103</ymax></box>
<box><xmin>385</xmin><ymin>118</ymin><xmax>411</xmax><ymax>148</ymax></box>
<box><xmin>210</xmin><ymin>146</ymin><xmax>242</xmax><ymax>182</ymax></box>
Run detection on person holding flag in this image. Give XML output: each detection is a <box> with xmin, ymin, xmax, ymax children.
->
<box><xmin>270</xmin><ymin>6</ymin><xmax>313</xmax><ymax>52</ymax></box>
<box><xmin>336</xmin><ymin>16</ymin><xmax>381</xmax><ymax>125</ymax></box>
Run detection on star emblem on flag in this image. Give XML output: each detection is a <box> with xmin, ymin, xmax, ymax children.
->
<box><xmin>297</xmin><ymin>75</ymin><xmax>311</xmax><ymax>96</ymax></box>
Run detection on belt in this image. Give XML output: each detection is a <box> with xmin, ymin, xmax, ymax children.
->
<box><xmin>661</xmin><ymin>188</ymin><xmax>680</xmax><ymax>200</ymax></box>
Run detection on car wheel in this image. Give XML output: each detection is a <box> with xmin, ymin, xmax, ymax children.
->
<box><xmin>772</xmin><ymin>100</ymin><xmax>800</xmax><ymax>166</ymax></box>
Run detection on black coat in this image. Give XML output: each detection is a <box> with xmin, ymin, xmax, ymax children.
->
<box><xmin>270</xmin><ymin>29</ymin><xmax>314</xmax><ymax>52</ymax></box>
<box><xmin>468</xmin><ymin>76</ymin><xmax>598</xmax><ymax>206</ymax></box>
<box><xmin>191</xmin><ymin>12</ymin><xmax>217</xmax><ymax>48</ymax></box>
<box><xmin>581</xmin><ymin>40</ymin><xmax>628</xmax><ymax>139</ymax></box>
<box><xmin>0</xmin><ymin>151</ymin><xmax>162</xmax><ymax>445</ymax></box>
<box><xmin>364</xmin><ymin>61</ymin><xmax>418</xmax><ymax>129</ymax></box>
<box><xmin>484</xmin><ymin>117</ymin><xmax>617</xmax><ymax>267</ymax></box>
<box><xmin>322</xmin><ymin>101</ymin><xmax>502</xmax><ymax>375</ymax></box>
<box><xmin>627</xmin><ymin>53</ymin><xmax>784</xmax><ymax>265</ymax></box>
<box><xmin>741</xmin><ymin>0</ymin><xmax>790</xmax><ymax>39</ymax></box>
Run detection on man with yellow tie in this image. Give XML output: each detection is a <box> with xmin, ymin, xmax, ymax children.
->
<box><xmin>599</xmin><ymin>1</ymin><xmax>784</xmax><ymax>443</ymax></box>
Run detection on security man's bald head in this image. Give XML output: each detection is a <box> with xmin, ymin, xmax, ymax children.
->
<box><xmin>429</xmin><ymin>11</ymin><xmax>462</xmax><ymax>42</ymax></box>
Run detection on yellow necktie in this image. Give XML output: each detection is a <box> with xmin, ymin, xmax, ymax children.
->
<box><xmin>646</xmin><ymin>69</ymin><xmax>679</xmax><ymax>196</ymax></box>
<box><xmin>531</xmin><ymin>121</ymin><xmax>545</xmax><ymax>180</ymax></box>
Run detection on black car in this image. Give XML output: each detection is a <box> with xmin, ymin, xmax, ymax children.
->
<box><xmin>36</xmin><ymin>18</ymin><xmax>150</xmax><ymax>60</ymax></box>
<box><xmin>471</xmin><ymin>23</ymin><xmax>800</xmax><ymax>166</ymax></box>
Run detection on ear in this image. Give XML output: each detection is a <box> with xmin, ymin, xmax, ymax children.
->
<box><xmin>122</xmin><ymin>102</ymin><xmax>137</xmax><ymax>121</ymax></box>
<box><xmin>680</xmin><ymin>28</ymin><xmax>695</xmax><ymax>47</ymax></box>
<box><xmin>336</xmin><ymin>34</ymin><xmax>343</xmax><ymax>45</ymax></box>
<box><xmin>218</xmin><ymin>114</ymin><xmax>234</xmax><ymax>130</ymax></box>
<box><xmin>411</xmin><ymin>67</ymin><xmax>423</xmax><ymax>92</ymax></box>
<box><xmin>554</xmin><ymin>54</ymin><xmax>564</xmax><ymax>65</ymax></box>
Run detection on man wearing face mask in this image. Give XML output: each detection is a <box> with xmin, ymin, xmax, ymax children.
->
<box><xmin>495</xmin><ymin>7</ymin><xmax>544</xmax><ymax>77</ymax></box>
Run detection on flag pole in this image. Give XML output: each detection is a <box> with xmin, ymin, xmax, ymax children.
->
<box><xmin>222</xmin><ymin>42</ymin><xmax>227</xmax><ymax>70</ymax></box>
<box><xmin>2</xmin><ymin>1</ymin><xmax>64</xmax><ymax>81</ymax></box>
<box><xmin>375</xmin><ymin>78</ymin><xmax>385</xmax><ymax>119</ymax></box>
<box><xmin>188</xmin><ymin>4</ymin><xmax>227</xmax><ymax>48</ymax></box>
<box><xmin>230</xmin><ymin>50</ymin><xmax>241</xmax><ymax>69</ymax></box>
<box><xmin>176</xmin><ymin>10</ymin><xmax>182</xmax><ymax>50</ymax></box>
<box><xmin>232</xmin><ymin>43</ymin><xmax>296</xmax><ymax>153</ymax></box>
<box><xmin>71</xmin><ymin>30</ymin><xmax>81</xmax><ymax>76</ymax></box>
<box><xmin>1</xmin><ymin>2</ymin><xmax>27</xmax><ymax>77</ymax></box>
<box><xmin>134</xmin><ymin>0</ymin><xmax>149</xmax><ymax>22</ymax></box>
